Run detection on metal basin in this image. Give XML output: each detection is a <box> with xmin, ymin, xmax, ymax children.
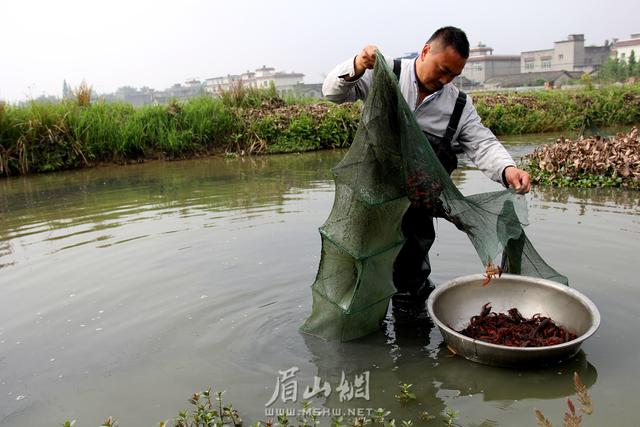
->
<box><xmin>427</xmin><ymin>274</ymin><xmax>600</xmax><ymax>368</ymax></box>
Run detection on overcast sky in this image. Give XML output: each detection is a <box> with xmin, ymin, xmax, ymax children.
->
<box><xmin>1</xmin><ymin>0</ymin><xmax>638</xmax><ymax>102</ymax></box>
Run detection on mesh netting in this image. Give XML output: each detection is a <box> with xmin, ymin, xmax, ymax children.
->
<box><xmin>300</xmin><ymin>53</ymin><xmax>567</xmax><ymax>342</ymax></box>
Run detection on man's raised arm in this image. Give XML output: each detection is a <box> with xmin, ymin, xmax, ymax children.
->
<box><xmin>322</xmin><ymin>45</ymin><xmax>379</xmax><ymax>104</ymax></box>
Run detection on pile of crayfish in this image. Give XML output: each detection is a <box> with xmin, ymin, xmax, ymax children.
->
<box><xmin>406</xmin><ymin>170</ymin><xmax>444</xmax><ymax>210</ymax></box>
<box><xmin>457</xmin><ymin>303</ymin><xmax>577</xmax><ymax>347</ymax></box>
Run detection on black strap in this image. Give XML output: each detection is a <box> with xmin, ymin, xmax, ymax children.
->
<box><xmin>442</xmin><ymin>92</ymin><xmax>467</xmax><ymax>145</ymax></box>
<box><xmin>393</xmin><ymin>59</ymin><xmax>402</xmax><ymax>81</ymax></box>
<box><xmin>393</xmin><ymin>57</ymin><xmax>466</xmax><ymax>147</ymax></box>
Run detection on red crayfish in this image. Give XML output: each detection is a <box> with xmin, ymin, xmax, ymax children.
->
<box><xmin>482</xmin><ymin>261</ymin><xmax>503</xmax><ymax>286</ymax></box>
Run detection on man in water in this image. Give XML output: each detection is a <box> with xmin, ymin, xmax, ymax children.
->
<box><xmin>322</xmin><ymin>26</ymin><xmax>531</xmax><ymax>320</ymax></box>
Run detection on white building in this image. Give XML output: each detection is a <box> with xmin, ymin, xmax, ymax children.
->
<box><xmin>205</xmin><ymin>66</ymin><xmax>304</xmax><ymax>96</ymax></box>
<box><xmin>461</xmin><ymin>43</ymin><xmax>520</xmax><ymax>85</ymax></box>
<box><xmin>612</xmin><ymin>34</ymin><xmax>640</xmax><ymax>62</ymax></box>
<box><xmin>521</xmin><ymin>34</ymin><xmax>610</xmax><ymax>73</ymax></box>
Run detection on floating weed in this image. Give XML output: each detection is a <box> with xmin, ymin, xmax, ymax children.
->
<box><xmin>526</xmin><ymin>127</ymin><xmax>640</xmax><ymax>189</ymax></box>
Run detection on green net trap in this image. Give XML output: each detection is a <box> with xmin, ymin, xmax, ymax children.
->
<box><xmin>300</xmin><ymin>54</ymin><xmax>567</xmax><ymax>342</ymax></box>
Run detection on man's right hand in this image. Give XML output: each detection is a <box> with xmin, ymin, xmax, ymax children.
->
<box><xmin>345</xmin><ymin>45</ymin><xmax>378</xmax><ymax>81</ymax></box>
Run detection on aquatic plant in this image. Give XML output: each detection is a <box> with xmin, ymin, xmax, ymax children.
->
<box><xmin>394</xmin><ymin>384</ymin><xmax>416</xmax><ymax>407</ymax></box>
<box><xmin>443</xmin><ymin>408</ymin><xmax>459</xmax><ymax>427</ymax></box>
<box><xmin>56</xmin><ymin>388</ymin><xmax>453</xmax><ymax>427</ymax></box>
<box><xmin>525</xmin><ymin>127</ymin><xmax>640</xmax><ymax>189</ymax></box>
<box><xmin>100</xmin><ymin>417</ymin><xmax>117</xmax><ymax>427</ymax></box>
<box><xmin>171</xmin><ymin>388</ymin><xmax>242</xmax><ymax>427</ymax></box>
<box><xmin>56</xmin><ymin>375</ymin><xmax>594</xmax><ymax>427</ymax></box>
<box><xmin>533</xmin><ymin>372</ymin><xmax>593</xmax><ymax>427</ymax></box>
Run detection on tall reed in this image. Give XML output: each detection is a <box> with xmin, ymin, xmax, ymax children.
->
<box><xmin>73</xmin><ymin>80</ymin><xmax>92</xmax><ymax>107</ymax></box>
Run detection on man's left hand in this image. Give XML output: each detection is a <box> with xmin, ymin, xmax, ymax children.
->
<box><xmin>504</xmin><ymin>166</ymin><xmax>531</xmax><ymax>194</ymax></box>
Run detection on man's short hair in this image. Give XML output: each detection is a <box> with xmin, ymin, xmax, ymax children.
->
<box><xmin>427</xmin><ymin>26</ymin><xmax>470</xmax><ymax>59</ymax></box>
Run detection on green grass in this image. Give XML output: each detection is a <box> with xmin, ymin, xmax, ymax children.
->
<box><xmin>473</xmin><ymin>84</ymin><xmax>640</xmax><ymax>135</ymax></box>
<box><xmin>2</xmin><ymin>83</ymin><xmax>639</xmax><ymax>176</ymax></box>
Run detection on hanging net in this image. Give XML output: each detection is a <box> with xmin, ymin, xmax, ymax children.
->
<box><xmin>300</xmin><ymin>53</ymin><xmax>567</xmax><ymax>342</ymax></box>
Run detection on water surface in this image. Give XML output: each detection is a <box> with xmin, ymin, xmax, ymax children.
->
<box><xmin>1</xmin><ymin>143</ymin><xmax>638</xmax><ymax>426</ymax></box>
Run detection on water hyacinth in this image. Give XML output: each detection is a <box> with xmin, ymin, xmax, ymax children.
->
<box><xmin>526</xmin><ymin>127</ymin><xmax>640</xmax><ymax>189</ymax></box>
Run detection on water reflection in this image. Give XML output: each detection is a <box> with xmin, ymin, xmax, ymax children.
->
<box><xmin>0</xmin><ymin>152</ymin><xmax>340</xmax><ymax>269</ymax></box>
<box><xmin>530</xmin><ymin>186</ymin><xmax>640</xmax><ymax>214</ymax></box>
<box><xmin>303</xmin><ymin>315</ymin><xmax>597</xmax><ymax>423</ymax></box>
<box><xmin>0</xmin><ymin>143</ymin><xmax>633</xmax><ymax>426</ymax></box>
<box><xmin>0</xmin><ymin>240</ymin><xmax>14</xmax><ymax>269</ymax></box>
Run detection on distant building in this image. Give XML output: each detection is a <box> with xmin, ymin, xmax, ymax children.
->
<box><xmin>99</xmin><ymin>80</ymin><xmax>204</xmax><ymax>105</ymax></box>
<box><xmin>205</xmin><ymin>75</ymin><xmax>244</xmax><ymax>93</ymax></box>
<box><xmin>291</xmin><ymin>83</ymin><xmax>323</xmax><ymax>99</ymax></box>
<box><xmin>398</xmin><ymin>52</ymin><xmax>418</xmax><ymax>59</ymax></box>
<box><xmin>611</xmin><ymin>34</ymin><xmax>640</xmax><ymax>62</ymax></box>
<box><xmin>461</xmin><ymin>43</ymin><xmax>520</xmax><ymax>85</ymax></box>
<box><xmin>521</xmin><ymin>34</ymin><xmax>610</xmax><ymax>73</ymax></box>
<box><xmin>112</xmin><ymin>86</ymin><xmax>154</xmax><ymax>106</ymax></box>
<box><xmin>484</xmin><ymin>70</ymin><xmax>583</xmax><ymax>89</ymax></box>
<box><xmin>205</xmin><ymin>65</ymin><xmax>304</xmax><ymax>96</ymax></box>
<box><xmin>163</xmin><ymin>80</ymin><xmax>205</xmax><ymax>101</ymax></box>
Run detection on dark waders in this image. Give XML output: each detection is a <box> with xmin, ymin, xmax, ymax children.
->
<box><xmin>391</xmin><ymin>58</ymin><xmax>467</xmax><ymax>316</ymax></box>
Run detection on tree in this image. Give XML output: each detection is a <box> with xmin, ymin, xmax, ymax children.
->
<box><xmin>598</xmin><ymin>57</ymin><xmax>628</xmax><ymax>82</ymax></box>
<box><xmin>628</xmin><ymin>50</ymin><xmax>638</xmax><ymax>78</ymax></box>
<box><xmin>62</xmin><ymin>79</ymin><xmax>71</xmax><ymax>99</ymax></box>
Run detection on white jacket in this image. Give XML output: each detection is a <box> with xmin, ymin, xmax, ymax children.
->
<box><xmin>322</xmin><ymin>56</ymin><xmax>516</xmax><ymax>184</ymax></box>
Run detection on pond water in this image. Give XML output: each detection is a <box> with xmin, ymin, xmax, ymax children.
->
<box><xmin>1</xmin><ymin>138</ymin><xmax>639</xmax><ymax>426</ymax></box>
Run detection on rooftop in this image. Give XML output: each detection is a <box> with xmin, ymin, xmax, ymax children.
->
<box><xmin>613</xmin><ymin>38</ymin><xmax>640</xmax><ymax>48</ymax></box>
<box><xmin>467</xmin><ymin>55</ymin><xmax>520</xmax><ymax>62</ymax></box>
<box><xmin>485</xmin><ymin>70</ymin><xmax>583</xmax><ymax>87</ymax></box>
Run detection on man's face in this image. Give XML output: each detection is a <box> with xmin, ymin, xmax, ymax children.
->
<box><xmin>415</xmin><ymin>42</ymin><xmax>467</xmax><ymax>92</ymax></box>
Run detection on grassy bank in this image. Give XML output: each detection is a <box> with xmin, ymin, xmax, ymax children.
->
<box><xmin>473</xmin><ymin>84</ymin><xmax>640</xmax><ymax>135</ymax></box>
<box><xmin>1</xmin><ymin>83</ymin><xmax>639</xmax><ymax>177</ymax></box>
<box><xmin>0</xmin><ymin>90</ymin><xmax>360</xmax><ymax>176</ymax></box>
